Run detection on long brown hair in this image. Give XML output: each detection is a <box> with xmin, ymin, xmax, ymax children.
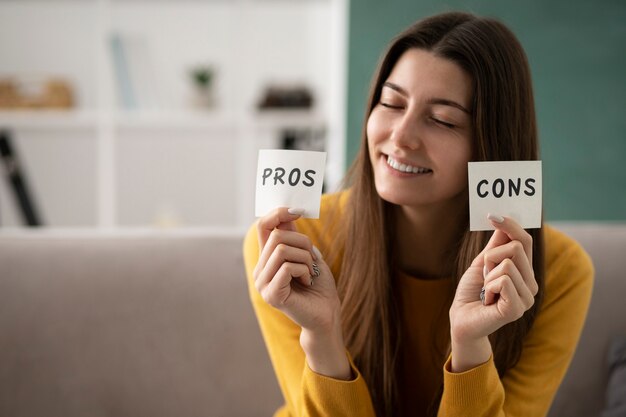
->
<box><xmin>333</xmin><ymin>12</ymin><xmax>545</xmax><ymax>416</ymax></box>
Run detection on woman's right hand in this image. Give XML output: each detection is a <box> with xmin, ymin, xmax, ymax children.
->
<box><xmin>254</xmin><ymin>207</ymin><xmax>352</xmax><ymax>380</ymax></box>
<box><xmin>253</xmin><ymin>207</ymin><xmax>341</xmax><ymax>335</ymax></box>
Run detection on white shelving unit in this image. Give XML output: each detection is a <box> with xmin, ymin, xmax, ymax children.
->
<box><xmin>0</xmin><ymin>0</ymin><xmax>348</xmax><ymax>230</ymax></box>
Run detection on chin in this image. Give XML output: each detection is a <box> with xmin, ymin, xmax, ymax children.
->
<box><xmin>375</xmin><ymin>185</ymin><xmax>431</xmax><ymax>207</ymax></box>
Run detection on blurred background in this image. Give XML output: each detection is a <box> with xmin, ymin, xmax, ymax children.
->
<box><xmin>347</xmin><ymin>0</ymin><xmax>626</xmax><ymax>223</ymax></box>
<box><xmin>0</xmin><ymin>0</ymin><xmax>624</xmax><ymax>231</ymax></box>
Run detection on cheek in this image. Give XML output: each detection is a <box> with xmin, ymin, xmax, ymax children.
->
<box><xmin>445</xmin><ymin>140</ymin><xmax>472</xmax><ymax>184</ymax></box>
<box><xmin>453</xmin><ymin>141</ymin><xmax>471</xmax><ymax>166</ymax></box>
<box><xmin>366</xmin><ymin>111</ymin><xmax>386</xmax><ymax>147</ymax></box>
<box><xmin>366</xmin><ymin>114</ymin><xmax>380</xmax><ymax>158</ymax></box>
<box><xmin>431</xmin><ymin>134</ymin><xmax>471</xmax><ymax>172</ymax></box>
<box><xmin>459</xmin><ymin>140</ymin><xmax>472</xmax><ymax>169</ymax></box>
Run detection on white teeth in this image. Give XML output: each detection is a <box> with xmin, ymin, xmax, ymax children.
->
<box><xmin>386</xmin><ymin>155</ymin><xmax>431</xmax><ymax>174</ymax></box>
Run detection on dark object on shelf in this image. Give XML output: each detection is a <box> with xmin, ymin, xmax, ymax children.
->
<box><xmin>258</xmin><ymin>85</ymin><xmax>314</xmax><ymax>109</ymax></box>
<box><xmin>0</xmin><ymin>130</ymin><xmax>43</xmax><ymax>226</ymax></box>
<box><xmin>280</xmin><ymin>127</ymin><xmax>325</xmax><ymax>152</ymax></box>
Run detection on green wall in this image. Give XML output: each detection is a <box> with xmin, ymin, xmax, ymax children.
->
<box><xmin>347</xmin><ymin>0</ymin><xmax>626</xmax><ymax>220</ymax></box>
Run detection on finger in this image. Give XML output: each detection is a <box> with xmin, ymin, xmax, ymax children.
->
<box><xmin>487</xmin><ymin>214</ymin><xmax>533</xmax><ymax>266</ymax></box>
<box><xmin>483</xmin><ymin>240</ymin><xmax>537</xmax><ymax>296</ymax></box>
<box><xmin>470</xmin><ymin>227</ymin><xmax>510</xmax><ymax>268</ymax></box>
<box><xmin>256</xmin><ymin>244</ymin><xmax>315</xmax><ymax>289</ymax></box>
<box><xmin>261</xmin><ymin>262</ymin><xmax>310</xmax><ymax>307</ymax></box>
<box><xmin>484</xmin><ymin>258</ymin><xmax>535</xmax><ymax>309</ymax></box>
<box><xmin>257</xmin><ymin>207</ymin><xmax>304</xmax><ymax>249</ymax></box>
<box><xmin>484</xmin><ymin>275</ymin><xmax>526</xmax><ymax>322</ymax></box>
<box><xmin>256</xmin><ymin>228</ymin><xmax>314</xmax><ymax>276</ymax></box>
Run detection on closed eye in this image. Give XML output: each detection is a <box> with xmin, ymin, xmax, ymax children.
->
<box><xmin>430</xmin><ymin>117</ymin><xmax>456</xmax><ymax>129</ymax></box>
<box><xmin>380</xmin><ymin>102</ymin><xmax>403</xmax><ymax>110</ymax></box>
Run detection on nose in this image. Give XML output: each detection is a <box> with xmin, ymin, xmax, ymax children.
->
<box><xmin>390</xmin><ymin>113</ymin><xmax>422</xmax><ymax>150</ymax></box>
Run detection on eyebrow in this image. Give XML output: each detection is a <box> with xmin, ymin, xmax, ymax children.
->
<box><xmin>382</xmin><ymin>81</ymin><xmax>471</xmax><ymax>114</ymax></box>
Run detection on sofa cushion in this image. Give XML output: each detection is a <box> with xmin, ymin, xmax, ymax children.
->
<box><xmin>1</xmin><ymin>223</ymin><xmax>625</xmax><ymax>417</ymax></box>
<box><xmin>601</xmin><ymin>336</ymin><xmax>626</xmax><ymax>417</ymax></box>
<box><xmin>0</xmin><ymin>230</ymin><xmax>282</xmax><ymax>417</ymax></box>
<box><xmin>548</xmin><ymin>224</ymin><xmax>626</xmax><ymax>417</ymax></box>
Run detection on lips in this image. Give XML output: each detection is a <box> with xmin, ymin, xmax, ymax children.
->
<box><xmin>385</xmin><ymin>155</ymin><xmax>432</xmax><ymax>174</ymax></box>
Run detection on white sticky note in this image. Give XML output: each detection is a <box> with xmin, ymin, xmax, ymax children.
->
<box><xmin>255</xmin><ymin>150</ymin><xmax>327</xmax><ymax>219</ymax></box>
<box><xmin>468</xmin><ymin>161</ymin><xmax>542</xmax><ymax>231</ymax></box>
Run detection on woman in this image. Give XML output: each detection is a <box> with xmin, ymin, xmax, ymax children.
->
<box><xmin>244</xmin><ymin>11</ymin><xmax>593</xmax><ymax>417</ymax></box>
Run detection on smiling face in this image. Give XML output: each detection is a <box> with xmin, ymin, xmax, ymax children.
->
<box><xmin>367</xmin><ymin>48</ymin><xmax>474</xmax><ymax>210</ymax></box>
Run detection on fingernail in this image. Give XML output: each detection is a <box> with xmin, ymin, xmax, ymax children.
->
<box><xmin>288</xmin><ymin>208</ymin><xmax>305</xmax><ymax>215</ymax></box>
<box><xmin>312</xmin><ymin>245</ymin><xmax>323</xmax><ymax>261</ymax></box>
<box><xmin>480</xmin><ymin>287</ymin><xmax>486</xmax><ymax>305</ymax></box>
<box><xmin>483</xmin><ymin>265</ymin><xmax>489</xmax><ymax>279</ymax></box>
<box><xmin>487</xmin><ymin>213</ymin><xmax>504</xmax><ymax>223</ymax></box>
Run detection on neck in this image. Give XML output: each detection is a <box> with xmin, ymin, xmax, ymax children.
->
<box><xmin>393</xmin><ymin>195</ymin><xmax>467</xmax><ymax>279</ymax></box>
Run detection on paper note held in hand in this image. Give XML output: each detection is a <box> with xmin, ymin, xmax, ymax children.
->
<box><xmin>255</xmin><ymin>150</ymin><xmax>327</xmax><ymax>219</ymax></box>
<box><xmin>468</xmin><ymin>161</ymin><xmax>542</xmax><ymax>231</ymax></box>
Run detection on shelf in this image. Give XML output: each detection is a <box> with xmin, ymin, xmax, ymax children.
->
<box><xmin>0</xmin><ymin>109</ymin><xmax>234</xmax><ymax>130</ymax></box>
<box><xmin>112</xmin><ymin>109</ymin><xmax>235</xmax><ymax>130</ymax></box>
<box><xmin>0</xmin><ymin>110</ymin><xmax>98</xmax><ymax>130</ymax></box>
<box><xmin>250</xmin><ymin>109</ymin><xmax>326</xmax><ymax>130</ymax></box>
<box><xmin>0</xmin><ymin>109</ymin><xmax>327</xmax><ymax>131</ymax></box>
<box><xmin>114</xmin><ymin>109</ymin><xmax>326</xmax><ymax>131</ymax></box>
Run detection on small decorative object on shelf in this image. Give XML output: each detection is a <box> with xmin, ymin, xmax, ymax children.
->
<box><xmin>189</xmin><ymin>65</ymin><xmax>216</xmax><ymax>109</ymax></box>
<box><xmin>0</xmin><ymin>76</ymin><xmax>74</xmax><ymax>109</ymax></box>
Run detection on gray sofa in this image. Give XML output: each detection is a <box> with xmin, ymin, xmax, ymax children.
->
<box><xmin>0</xmin><ymin>224</ymin><xmax>624</xmax><ymax>417</ymax></box>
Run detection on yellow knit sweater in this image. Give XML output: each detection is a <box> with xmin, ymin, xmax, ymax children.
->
<box><xmin>243</xmin><ymin>193</ymin><xmax>593</xmax><ymax>417</ymax></box>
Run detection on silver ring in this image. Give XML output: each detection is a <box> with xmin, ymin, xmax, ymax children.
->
<box><xmin>312</xmin><ymin>263</ymin><xmax>320</xmax><ymax>278</ymax></box>
<box><xmin>310</xmin><ymin>263</ymin><xmax>320</xmax><ymax>286</ymax></box>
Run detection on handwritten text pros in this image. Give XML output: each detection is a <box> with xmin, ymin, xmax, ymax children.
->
<box><xmin>261</xmin><ymin>167</ymin><xmax>316</xmax><ymax>187</ymax></box>
<box><xmin>255</xmin><ymin>150</ymin><xmax>327</xmax><ymax>219</ymax></box>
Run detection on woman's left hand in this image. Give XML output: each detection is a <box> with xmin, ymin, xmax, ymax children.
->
<box><xmin>449</xmin><ymin>214</ymin><xmax>538</xmax><ymax>371</ymax></box>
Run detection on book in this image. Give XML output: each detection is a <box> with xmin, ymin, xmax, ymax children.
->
<box><xmin>110</xmin><ymin>33</ymin><xmax>160</xmax><ymax>110</ymax></box>
<box><xmin>110</xmin><ymin>34</ymin><xmax>137</xmax><ymax>109</ymax></box>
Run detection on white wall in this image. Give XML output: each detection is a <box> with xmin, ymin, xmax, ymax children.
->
<box><xmin>0</xmin><ymin>1</ymin><xmax>98</xmax><ymax>108</ymax></box>
<box><xmin>0</xmin><ymin>0</ymin><xmax>344</xmax><ymax>229</ymax></box>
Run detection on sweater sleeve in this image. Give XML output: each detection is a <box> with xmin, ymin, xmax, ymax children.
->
<box><xmin>438</xmin><ymin>231</ymin><xmax>594</xmax><ymax>417</ymax></box>
<box><xmin>243</xmin><ymin>222</ymin><xmax>376</xmax><ymax>417</ymax></box>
